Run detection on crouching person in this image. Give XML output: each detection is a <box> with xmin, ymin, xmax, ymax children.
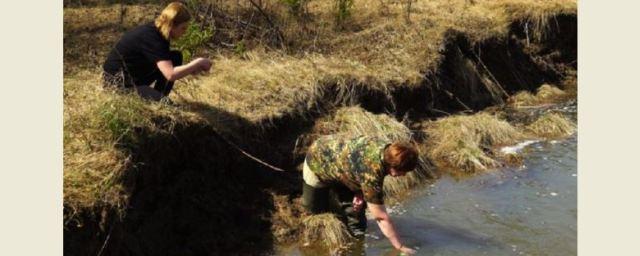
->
<box><xmin>102</xmin><ymin>2</ymin><xmax>212</xmax><ymax>101</ymax></box>
<box><xmin>302</xmin><ymin>134</ymin><xmax>418</xmax><ymax>255</ymax></box>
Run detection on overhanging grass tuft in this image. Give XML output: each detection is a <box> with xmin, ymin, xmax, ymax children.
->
<box><xmin>509</xmin><ymin>84</ymin><xmax>567</xmax><ymax>107</ymax></box>
<box><xmin>536</xmin><ymin>84</ymin><xmax>567</xmax><ymax>101</ymax></box>
<box><xmin>525</xmin><ymin>112</ymin><xmax>575</xmax><ymax>138</ymax></box>
<box><xmin>423</xmin><ymin>112</ymin><xmax>524</xmax><ymax>173</ymax></box>
<box><xmin>271</xmin><ymin>194</ymin><xmax>304</xmax><ymax>243</ymax></box>
<box><xmin>302</xmin><ymin>213</ymin><xmax>353</xmax><ymax>252</ymax></box>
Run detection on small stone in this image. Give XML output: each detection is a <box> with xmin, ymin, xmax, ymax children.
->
<box><xmin>550</xmin><ymin>192</ymin><xmax>558</xmax><ymax>196</ymax></box>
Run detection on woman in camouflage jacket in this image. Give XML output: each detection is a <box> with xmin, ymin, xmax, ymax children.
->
<box><xmin>303</xmin><ymin>134</ymin><xmax>418</xmax><ymax>255</ymax></box>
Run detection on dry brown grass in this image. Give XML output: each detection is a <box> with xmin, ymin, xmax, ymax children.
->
<box><xmin>562</xmin><ymin>69</ymin><xmax>578</xmax><ymax>97</ymax></box>
<box><xmin>174</xmin><ymin>52</ymin><xmax>394</xmax><ymax>125</ymax></box>
<box><xmin>302</xmin><ymin>213</ymin><xmax>353</xmax><ymax>252</ymax></box>
<box><xmin>170</xmin><ymin>0</ymin><xmax>576</xmax><ymax>124</ymax></box>
<box><xmin>270</xmin><ymin>194</ymin><xmax>304</xmax><ymax>243</ymax></box>
<box><xmin>63</xmin><ymin>70</ymin><xmax>196</xmax><ymax>221</ymax></box>
<box><xmin>64</xmin><ymin>0</ymin><xmax>576</xmax><ymax>124</ymax></box>
<box><xmin>491</xmin><ymin>0</ymin><xmax>577</xmax><ymax>43</ymax></box>
<box><xmin>525</xmin><ymin>112</ymin><xmax>575</xmax><ymax>138</ymax></box>
<box><xmin>509</xmin><ymin>84</ymin><xmax>567</xmax><ymax>107</ymax></box>
<box><xmin>422</xmin><ymin>112</ymin><xmax>524</xmax><ymax>173</ymax></box>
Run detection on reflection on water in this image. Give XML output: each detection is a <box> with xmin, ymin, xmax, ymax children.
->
<box><xmin>278</xmin><ymin>134</ymin><xmax>577</xmax><ymax>256</ymax></box>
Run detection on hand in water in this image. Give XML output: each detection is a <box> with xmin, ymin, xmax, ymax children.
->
<box><xmin>399</xmin><ymin>245</ymin><xmax>417</xmax><ymax>255</ymax></box>
<box><xmin>353</xmin><ymin>193</ymin><xmax>364</xmax><ymax>212</ymax></box>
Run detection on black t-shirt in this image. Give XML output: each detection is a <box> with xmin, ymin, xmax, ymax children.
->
<box><xmin>103</xmin><ymin>23</ymin><xmax>172</xmax><ymax>87</ymax></box>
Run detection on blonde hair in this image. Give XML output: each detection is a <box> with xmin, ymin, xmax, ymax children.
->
<box><xmin>154</xmin><ymin>2</ymin><xmax>192</xmax><ymax>40</ymax></box>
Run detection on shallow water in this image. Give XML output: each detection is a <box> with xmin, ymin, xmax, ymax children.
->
<box><xmin>366</xmin><ymin>135</ymin><xmax>577</xmax><ymax>256</ymax></box>
<box><xmin>278</xmin><ymin>133</ymin><xmax>577</xmax><ymax>256</ymax></box>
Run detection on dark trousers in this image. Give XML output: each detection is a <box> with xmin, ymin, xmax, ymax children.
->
<box><xmin>302</xmin><ymin>182</ymin><xmax>367</xmax><ymax>237</ymax></box>
<box><xmin>146</xmin><ymin>50</ymin><xmax>182</xmax><ymax>96</ymax></box>
<box><xmin>103</xmin><ymin>50</ymin><xmax>183</xmax><ymax>100</ymax></box>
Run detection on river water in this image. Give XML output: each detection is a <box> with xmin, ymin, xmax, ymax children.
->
<box><xmin>364</xmin><ymin>135</ymin><xmax>577</xmax><ymax>256</ymax></box>
<box><xmin>278</xmin><ymin>111</ymin><xmax>577</xmax><ymax>256</ymax></box>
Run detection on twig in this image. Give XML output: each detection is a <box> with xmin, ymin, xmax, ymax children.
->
<box><xmin>96</xmin><ymin>223</ymin><xmax>114</xmax><ymax>256</ymax></box>
<box><xmin>442</xmin><ymin>88</ymin><xmax>472</xmax><ymax>111</ymax></box>
<box><xmin>428</xmin><ymin>107</ymin><xmax>451</xmax><ymax>116</ymax></box>
<box><xmin>471</xmin><ymin>49</ymin><xmax>510</xmax><ymax>98</ymax></box>
<box><xmin>405</xmin><ymin>0</ymin><xmax>412</xmax><ymax>23</ymax></box>
<box><xmin>218</xmin><ymin>131</ymin><xmax>287</xmax><ymax>172</ymax></box>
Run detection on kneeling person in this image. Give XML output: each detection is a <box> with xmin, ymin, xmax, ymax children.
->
<box><xmin>102</xmin><ymin>2</ymin><xmax>212</xmax><ymax>101</ymax></box>
<box><xmin>303</xmin><ymin>135</ymin><xmax>417</xmax><ymax>255</ymax></box>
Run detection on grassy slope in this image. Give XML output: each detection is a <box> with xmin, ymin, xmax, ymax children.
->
<box><xmin>63</xmin><ymin>0</ymin><xmax>576</xmax><ymax>221</ymax></box>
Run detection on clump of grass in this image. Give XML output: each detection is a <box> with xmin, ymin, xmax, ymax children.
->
<box><xmin>509</xmin><ymin>84</ymin><xmax>567</xmax><ymax>107</ymax></box>
<box><xmin>508</xmin><ymin>91</ymin><xmax>538</xmax><ymax>106</ymax></box>
<box><xmin>537</xmin><ymin>84</ymin><xmax>567</xmax><ymax>101</ymax></box>
<box><xmin>562</xmin><ymin>69</ymin><xmax>578</xmax><ymax>97</ymax></box>
<box><xmin>302</xmin><ymin>213</ymin><xmax>353</xmax><ymax>252</ymax></box>
<box><xmin>311</xmin><ymin>106</ymin><xmax>433</xmax><ymax>198</ymax></box>
<box><xmin>493</xmin><ymin>0</ymin><xmax>577</xmax><ymax>43</ymax></box>
<box><xmin>271</xmin><ymin>194</ymin><xmax>304</xmax><ymax>243</ymax></box>
<box><xmin>525</xmin><ymin>112</ymin><xmax>575</xmax><ymax>138</ymax></box>
<box><xmin>423</xmin><ymin>112</ymin><xmax>524</xmax><ymax>173</ymax></box>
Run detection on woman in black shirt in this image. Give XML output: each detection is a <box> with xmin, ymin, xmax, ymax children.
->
<box><xmin>103</xmin><ymin>2</ymin><xmax>211</xmax><ymax>101</ymax></box>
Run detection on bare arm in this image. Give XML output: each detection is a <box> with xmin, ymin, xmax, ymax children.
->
<box><xmin>368</xmin><ymin>203</ymin><xmax>403</xmax><ymax>249</ymax></box>
<box><xmin>156</xmin><ymin>57</ymin><xmax>212</xmax><ymax>81</ymax></box>
<box><xmin>368</xmin><ymin>203</ymin><xmax>416</xmax><ymax>254</ymax></box>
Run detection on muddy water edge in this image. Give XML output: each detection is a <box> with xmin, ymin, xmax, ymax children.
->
<box><xmin>64</xmin><ymin>15</ymin><xmax>577</xmax><ymax>256</ymax></box>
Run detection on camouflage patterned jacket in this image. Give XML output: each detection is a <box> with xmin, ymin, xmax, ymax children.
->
<box><xmin>305</xmin><ymin>135</ymin><xmax>390</xmax><ymax>205</ymax></box>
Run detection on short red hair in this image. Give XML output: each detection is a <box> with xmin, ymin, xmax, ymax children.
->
<box><xmin>383</xmin><ymin>142</ymin><xmax>418</xmax><ymax>172</ymax></box>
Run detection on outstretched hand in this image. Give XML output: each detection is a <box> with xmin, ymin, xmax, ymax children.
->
<box><xmin>399</xmin><ymin>245</ymin><xmax>417</xmax><ymax>255</ymax></box>
<box><xmin>193</xmin><ymin>57</ymin><xmax>212</xmax><ymax>73</ymax></box>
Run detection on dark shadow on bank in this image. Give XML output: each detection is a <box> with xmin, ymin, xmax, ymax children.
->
<box><xmin>64</xmin><ymin>102</ymin><xmax>300</xmax><ymax>256</ymax></box>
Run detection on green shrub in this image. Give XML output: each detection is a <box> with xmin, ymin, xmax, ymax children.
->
<box><xmin>172</xmin><ymin>21</ymin><xmax>214</xmax><ymax>62</ymax></box>
<box><xmin>282</xmin><ymin>0</ymin><xmax>307</xmax><ymax>16</ymax></box>
<box><xmin>234</xmin><ymin>41</ymin><xmax>247</xmax><ymax>56</ymax></box>
<box><xmin>335</xmin><ymin>0</ymin><xmax>353</xmax><ymax>27</ymax></box>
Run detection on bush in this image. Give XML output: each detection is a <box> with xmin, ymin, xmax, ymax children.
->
<box><xmin>172</xmin><ymin>21</ymin><xmax>214</xmax><ymax>62</ymax></box>
<box><xmin>335</xmin><ymin>0</ymin><xmax>353</xmax><ymax>28</ymax></box>
<box><xmin>281</xmin><ymin>0</ymin><xmax>308</xmax><ymax>17</ymax></box>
